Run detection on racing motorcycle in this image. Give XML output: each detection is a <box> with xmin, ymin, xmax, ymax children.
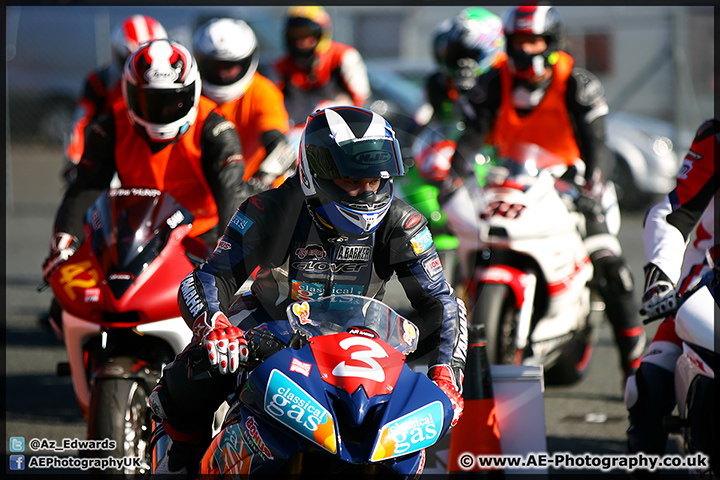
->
<box><xmin>644</xmin><ymin>256</ymin><xmax>718</xmax><ymax>476</ymax></box>
<box><xmin>444</xmin><ymin>142</ymin><xmax>603</xmax><ymax>384</ymax></box>
<box><xmin>43</xmin><ymin>188</ymin><xmax>206</xmax><ymax>475</ymax></box>
<box><xmin>151</xmin><ymin>295</ymin><xmax>455</xmax><ymax>477</ymax></box>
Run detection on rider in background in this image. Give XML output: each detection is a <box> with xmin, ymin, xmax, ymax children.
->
<box><xmin>625</xmin><ymin>118</ymin><xmax>718</xmax><ymax>457</ymax></box>
<box><xmin>450</xmin><ymin>3</ymin><xmax>646</xmax><ymax>383</ymax></box>
<box><xmin>414</xmin><ymin>7</ymin><xmax>506</xmax><ymax>187</ymax></box>
<box><xmin>273</xmin><ymin>5</ymin><xmax>371</xmax><ymax>126</ymax></box>
<box><xmin>149</xmin><ymin>106</ymin><xmax>468</xmax><ymax>475</ymax></box>
<box><xmin>42</xmin><ymin>39</ymin><xmax>246</xmax><ymax>288</ymax></box>
<box><xmin>64</xmin><ymin>14</ymin><xmax>167</xmax><ymax>169</ymax></box>
<box><xmin>193</xmin><ymin>18</ymin><xmax>294</xmax><ymax>194</ymax></box>
<box><xmin>424</xmin><ymin>8</ymin><xmax>506</xmax><ymax>132</ymax></box>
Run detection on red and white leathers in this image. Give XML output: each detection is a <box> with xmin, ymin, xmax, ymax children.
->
<box><xmin>625</xmin><ymin>118</ymin><xmax>718</xmax><ymax>455</ymax></box>
<box><xmin>637</xmin><ymin>118</ymin><xmax>716</xmax><ymax>372</ymax></box>
<box><xmin>274</xmin><ymin>41</ymin><xmax>371</xmax><ymax>126</ymax></box>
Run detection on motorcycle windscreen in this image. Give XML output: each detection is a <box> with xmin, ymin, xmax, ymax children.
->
<box><xmin>86</xmin><ymin>188</ymin><xmax>194</xmax><ymax>299</ymax></box>
<box><xmin>286</xmin><ymin>295</ymin><xmax>420</xmax><ymax>355</ymax></box>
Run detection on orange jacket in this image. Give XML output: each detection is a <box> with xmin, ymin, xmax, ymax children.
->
<box><xmin>492</xmin><ymin>51</ymin><xmax>580</xmax><ymax>165</ymax></box>
<box><xmin>213</xmin><ymin>73</ymin><xmax>289</xmax><ymax>181</ymax></box>
<box><xmin>113</xmin><ymin>96</ymin><xmax>219</xmax><ymax>236</ymax></box>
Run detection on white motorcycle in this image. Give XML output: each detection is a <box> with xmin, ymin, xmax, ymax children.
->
<box><xmin>444</xmin><ymin>142</ymin><xmax>605</xmax><ymax>384</ymax></box>
<box><xmin>645</xmin><ymin>259</ymin><xmax>718</xmax><ymax>476</ymax></box>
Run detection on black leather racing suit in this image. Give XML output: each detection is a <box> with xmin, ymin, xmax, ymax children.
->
<box><xmin>155</xmin><ymin>174</ymin><xmax>468</xmax><ymax>443</ymax></box>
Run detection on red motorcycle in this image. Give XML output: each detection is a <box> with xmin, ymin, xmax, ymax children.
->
<box><xmin>45</xmin><ymin>188</ymin><xmax>209</xmax><ymax>475</ymax></box>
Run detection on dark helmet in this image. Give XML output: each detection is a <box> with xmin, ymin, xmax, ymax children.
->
<box><xmin>503</xmin><ymin>4</ymin><xmax>564</xmax><ymax>80</ymax></box>
<box><xmin>441</xmin><ymin>8</ymin><xmax>505</xmax><ymax>91</ymax></box>
<box><xmin>284</xmin><ymin>5</ymin><xmax>333</xmax><ymax>62</ymax></box>
<box><xmin>298</xmin><ymin>106</ymin><xmax>405</xmax><ymax>238</ymax></box>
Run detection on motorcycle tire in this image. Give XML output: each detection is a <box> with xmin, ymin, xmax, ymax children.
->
<box><xmin>545</xmin><ymin>326</ymin><xmax>594</xmax><ymax>386</ymax></box>
<box><xmin>86</xmin><ymin>378</ymin><xmax>152</xmax><ymax>477</ymax></box>
<box><xmin>472</xmin><ymin>283</ymin><xmax>521</xmax><ymax>365</ymax></box>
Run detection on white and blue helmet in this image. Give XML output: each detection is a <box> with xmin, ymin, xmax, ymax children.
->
<box><xmin>298</xmin><ymin>106</ymin><xmax>405</xmax><ymax>238</ymax></box>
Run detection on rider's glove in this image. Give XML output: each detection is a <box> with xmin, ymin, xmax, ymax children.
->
<box><xmin>640</xmin><ymin>263</ymin><xmax>677</xmax><ymax>317</ymax></box>
<box><xmin>428</xmin><ymin>365</ymin><xmax>464</xmax><ymax>427</ymax></box>
<box><xmin>193</xmin><ymin>311</ymin><xmax>249</xmax><ymax>375</ymax></box>
<box><xmin>42</xmin><ymin>233</ymin><xmax>79</xmax><ymax>281</ymax></box>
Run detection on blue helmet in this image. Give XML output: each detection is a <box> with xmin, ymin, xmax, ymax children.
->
<box><xmin>298</xmin><ymin>106</ymin><xmax>405</xmax><ymax>238</ymax></box>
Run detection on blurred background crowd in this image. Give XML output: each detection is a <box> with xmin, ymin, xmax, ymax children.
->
<box><xmin>5</xmin><ymin>5</ymin><xmax>714</xmax><ymax>209</ymax></box>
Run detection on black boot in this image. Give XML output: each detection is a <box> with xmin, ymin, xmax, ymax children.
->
<box><xmin>625</xmin><ymin>362</ymin><xmax>676</xmax><ymax>455</ymax></box>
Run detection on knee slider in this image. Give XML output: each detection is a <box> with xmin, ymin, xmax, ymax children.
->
<box><xmin>149</xmin><ymin>386</ymin><xmax>169</xmax><ymax>420</ymax></box>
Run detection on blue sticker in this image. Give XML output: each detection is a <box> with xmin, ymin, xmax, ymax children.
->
<box><xmin>229</xmin><ymin>211</ymin><xmax>254</xmax><ymax>235</ymax></box>
<box><xmin>410</xmin><ymin>227</ymin><xmax>433</xmax><ymax>255</ymax></box>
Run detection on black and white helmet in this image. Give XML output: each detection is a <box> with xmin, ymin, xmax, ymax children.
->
<box><xmin>298</xmin><ymin>106</ymin><xmax>404</xmax><ymax>238</ymax></box>
<box><xmin>192</xmin><ymin>18</ymin><xmax>259</xmax><ymax>104</ymax></box>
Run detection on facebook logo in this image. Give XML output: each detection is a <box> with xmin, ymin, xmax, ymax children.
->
<box><xmin>9</xmin><ymin>437</ymin><xmax>25</xmax><ymax>452</ymax></box>
<box><xmin>9</xmin><ymin>455</ymin><xmax>25</xmax><ymax>470</ymax></box>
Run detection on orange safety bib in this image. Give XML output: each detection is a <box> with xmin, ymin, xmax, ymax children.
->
<box><xmin>113</xmin><ymin>97</ymin><xmax>219</xmax><ymax>236</ymax></box>
<box><xmin>492</xmin><ymin>51</ymin><xmax>580</xmax><ymax>165</ymax></box>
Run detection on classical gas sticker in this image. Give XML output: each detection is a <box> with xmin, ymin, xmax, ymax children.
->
<box><xmin>291</xmin><ymin>281</ymin><xmax>324</xmax><ymax>301</ymax></box>
<box><xmin>370</xmin><ymin>401</ymin><xmax>444</xmax><ymax>462</ymax></box>
<box><xmin>421</xmin><ymin>254</ymin><xmax>443</xmax><ymax>279</ymax></box>
<box><xmin>264</xmin><ymin>370</ymin><xmax>337</xmax><ymax>453</ymax></box>
<box><xmin>229</xmin><ymin>212</ymin><xmax>254</xmax><ymax>235</ymax></box>
<box><xmin>410</xmin><ymin>227</ymin><xmax>433</xmax><ymax>256</ymax></box>
<box><xmin>330</xmin><ymin>284</ymin><xmax>364</xmax><ymax>296</ymax></box>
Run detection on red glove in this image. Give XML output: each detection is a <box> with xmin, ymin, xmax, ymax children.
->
<box><xmin>193</xmin><ymin>312</ymin><xmax>248</xmax><ymax>375</ymax></box>
<box><xmin>429</xmin><ymin>365</ymin><xmax>464</xmax><ymax>427</ymax></box>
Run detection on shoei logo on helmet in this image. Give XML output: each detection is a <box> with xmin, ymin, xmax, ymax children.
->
<box><xmin>144</xmin><ymin>68</ymin><xmax>178</xmax><ymax>83</ymax></box>
<box><xmin>353</xmin><ymin>151</ymin><xmax>393</xmax><ymax>165</ymax></box>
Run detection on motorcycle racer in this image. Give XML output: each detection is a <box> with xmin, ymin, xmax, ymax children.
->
<box><xmin>149</xmin><ymin>106</ymin><xmax>468</xmax><ymax>474</ymax></box>
<box><xmin>274</xmin><ymin>6</ymin><xmax>371</xmax><ymax>126</ymax></box>
<box><xmin>64</xmin><ymin>14</ymin><xmax>167</xmax><ymax>167</ymax></box>
<box><xmin>625</xmin><ymin>117</ymin><xmax>718</xmax><ymax>456</ymax></box>
<box><xmin>450</xmin><ymin>3</ymin><xmax>646</xmax><ymax>382</ymax></box>
<box><xmin>43</xmin><ymin>39</ymin><xmax>246</xmax><ymax>284</ymax></box>
<box><xmin>193</xmin><ymin>18</ymin><xmax>293</xmax><ymax>193</ymax></box>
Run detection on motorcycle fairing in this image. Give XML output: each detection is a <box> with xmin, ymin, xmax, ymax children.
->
<box><xmin>263</xmin><ymin>369</ymin><xmax>338</xmax><ymax>454</ymax></box>
<box><xmin>370</xmin><ymin>400</ymin><xmax>444</xmax><ymax>462</ymax></box>
<box><xmin>232</xmin><ymin>325</ymin><xmax>452</xmax><ymax>473</ymax></box>
<box><xmin>310</xmin><ymin>331</ymin><xmax>406</xmax><ymax>398</ymax></box>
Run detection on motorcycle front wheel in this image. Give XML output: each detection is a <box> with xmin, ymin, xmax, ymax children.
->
<box><xmin>472</xmin><ymin>283</ymin><xmax>522</xmax><ymax>365</ymax></box>
<box><xmin>86</xmin><ymin>378</ymin><xmax>153</xmax><ymax>477</ymax></box>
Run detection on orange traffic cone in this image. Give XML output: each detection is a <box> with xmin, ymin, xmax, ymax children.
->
<box><xmin>447</xmin><ymin>324</ymin><xmax>504</xmax><ymax>477</ymax></box>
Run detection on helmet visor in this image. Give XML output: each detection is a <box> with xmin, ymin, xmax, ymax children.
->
<box><xmin>126</xmin><ymin>82</ymin><xmax>195</xmax><ymax>124</ymax></box>
<box><xmin>305</xmin><ymin>137</ymin><xmax>405</xmax><ymax>180</ymax></box>
<box><xmin>198</xmin><ymin>57</ymin><xmax>254</xmax><ymax>86</ymax></box>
